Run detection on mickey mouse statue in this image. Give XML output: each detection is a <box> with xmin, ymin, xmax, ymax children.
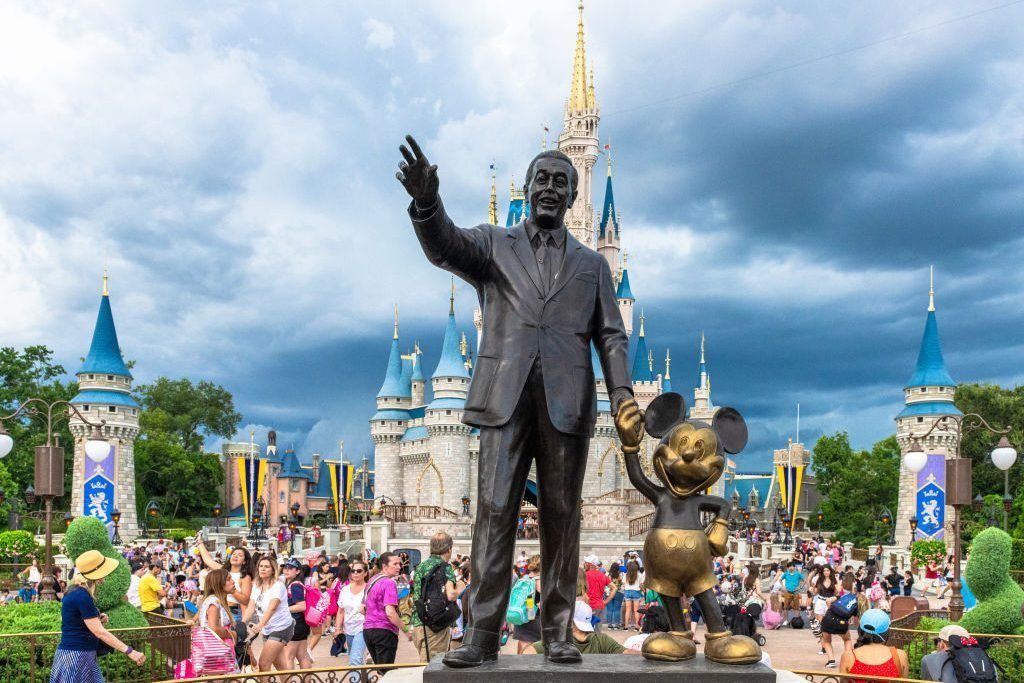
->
<box><xmin>621</xmin><ymin>391</ymin><xmax>762</xmax><ymax>665</ymax></box>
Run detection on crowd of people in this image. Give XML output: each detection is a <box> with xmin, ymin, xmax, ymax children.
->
<box><xmin>4</xmin><ymin>530</ymin><xmax>1002</xmax><ymax>681</ymax></box>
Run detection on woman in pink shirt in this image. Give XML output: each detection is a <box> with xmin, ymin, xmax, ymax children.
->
<box><xmin>362</xmin><ymin>552</ymin><xmax>412</xmax><ymax>666</ymax></box>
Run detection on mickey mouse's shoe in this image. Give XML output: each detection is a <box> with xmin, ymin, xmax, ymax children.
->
<box><xmin>641</xmin><ymin>631</ymin><xmax>697</xmax><ymax>662</ymax></box>
<box><xmin>702</xmin><ymin>630</ymin><xmax>762</xmax><ymax>665</ymax></box>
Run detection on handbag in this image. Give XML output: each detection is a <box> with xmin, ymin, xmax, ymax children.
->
<box><xmin>191</xmin><ymin>626</ymin><xmax>238</xmax><ymax>674</ymax></box>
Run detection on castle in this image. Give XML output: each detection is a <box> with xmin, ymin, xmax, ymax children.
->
<box><xmin>368</xmin><ymin>2</ymin><xmax>753</xmax><ymax>550</ymax></box>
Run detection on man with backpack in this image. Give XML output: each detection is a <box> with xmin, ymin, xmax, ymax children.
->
<box><xmin>410</xmin><ymin>532</ymin><xmax>461</xmax><ymax>662</ymax></box>
<box><xmin>921</xmin><ymin>625</ymin><xmax>1000</xmax><ymax>682</ymax></box>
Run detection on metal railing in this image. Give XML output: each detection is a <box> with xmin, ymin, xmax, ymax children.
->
<box><xmin>628</xmin><ymin>512</ymin><xmax>653</xmax><ymax>537</ymax></box>
<box><xmin>886</xmin><ymin>615</ymin><xmax>1024</xmax><ymax>681</ymax></box>
<box><xmin>0</xmin><ymin>619</ymin><xmax>191</xmax><ymax>682</ymax></box>
<box><xmin>161</xmin><ymin>663</ymin><xmax>423</xmax><ymax>682</ymax></box>
<box><xmin>382</xmin><ymin>505</ymin><xmax>459</xmax><ymax>523</ymax></box>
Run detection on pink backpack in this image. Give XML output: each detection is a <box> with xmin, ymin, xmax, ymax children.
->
<box><xmin>326</xmin><ymin>580</ymin><xmax>343</xmax><ymax>617</ymax></box>
<box><xmin>303</xmin><ymin>582</ymin><xmax>331</xmax><ymax>627</ymax></box>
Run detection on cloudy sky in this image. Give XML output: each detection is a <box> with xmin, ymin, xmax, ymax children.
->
<box><xmin>3</xmin><ymin>0</ymin><xmax>1023</xmax><ymax>472</ymax></box>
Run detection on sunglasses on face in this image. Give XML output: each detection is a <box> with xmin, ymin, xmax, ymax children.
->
<box><xmin>351</xmin><ymin>569</ymin><xmax>365</xmax><ymax>574</ymax></box>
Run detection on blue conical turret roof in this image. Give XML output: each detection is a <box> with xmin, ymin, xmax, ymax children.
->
<box><xmin>616</xmin><ymin>268</ymin><xmax>634</xmax><ymax>301</ymax></box>
<box><xmin>411</xmin><ymin>348</ymin><xmax>424</xmax><ymax>381</ymax></box>
<box><xmin>279</xmin><ymin>449</ymin><xmax>313</xmax><ymax>480</ymax></box>
<box><xmin>905</xmin><ymin>309</ymin><xmax>955</xmax><ymax>388</ymax></box>
<box><xmin>591</xmin><ymin>344</ymin><xmax>604</xmax><ymax>381</ymax></box>
<box><xmin>599</xmin><ymin>169</ymin><xmax>618</xmax><ymax>238</ymax></box>
<box><xmin>433</xmin><ymin>303</ymin><xmax>471</xmax><ymax>380</ymax></box>
<box><xmin>78</xmin><ymin>293</ymin><xmax>132</xmax><ymax>378</ymax></box>
<box><xmin>377</xmin><ymin>334</ymin><xmax>405</xmax><ymax>398</ymax></box>
<box><xmin>632</xmin><ymin>317</ymin><xmax>653</xmax><ymax>382</ymax></box>
<box><xmin>400</xmin><ymin>355</ymin><xmax>414</xmax><ymax>396</ymax></box>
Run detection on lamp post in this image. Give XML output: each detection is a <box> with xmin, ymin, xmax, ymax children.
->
<box><xmin>0</xmin><ymin>399</ymin><xmax>109</xmax><ymax>602</ymax></box>
<box><xmin>146</xmin><ymin>500</ymin><xmax>162</xmax><ymax>537</ymax></box>
<box><xmin>111</xmin><ymin>508</ymin><xmax>122</xmax><ymax>546</ymax></box>
<box><xmin>908</xmin><ymin>517</ymin><xmax>918</xmax><ymax>550</ymax></box>
<box><xmin>879</xmin><ymin>507</ymin><xmax>894</xmax><ymax>545</ymax></box>
<box><xmin>326</xmin><ymin>499</ymin><xmax>335</xmax><ymax>528</ymax></box>
<box><xmin>815</xmin><ymin>509</ymin><xmax>824</xmax><ymax>535</ymax></box>
<box><xmin>972</xmin><ymin>494</ymin><xmax>1001</xmax><ymax>528</ymax></box>
<box><xmin>288</xmin><ymin>516</ymin><xmax>298</xmax><ymax>555</ymax></box>
<box><xmin>212</xmin><ymin>503</ymin><xmax>222</xmax><ymax>534</ymax></box>
<box><xmin>63</xmin><ymin>512</ymin><xmax>73</xmax><ymax>530</ymax></box>
<box><xmin>781</xmin><ymin>510</ymin><xmax>793</xmax><ymax>551</ymax></box>
<box><xmin>903</xmin><ymin>413</ymin><xmax>1014</xmax><ymax>621</ymax></box>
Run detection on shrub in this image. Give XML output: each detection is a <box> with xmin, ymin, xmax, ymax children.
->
<box><xmin>0</xmin><ymin>530</ymin><xmax>40</xmax><ymax>561</ymax></box>
<box><xmin>62</xmin><ymin>516</ymin><xmax>131</xmax><ymax>612</ymax></box>
<box><xmin>1012</xmin><ymin>538</ymin><xmax>1024</xmax><ymax>571</ymax></box>
<box><xmin>957</xmin><ymin>528</ymin><xmax>1024</xmax><ymax>635</ymax></box>
<box><xmin>911</xmin><ymin>539</ymin><xmax>946</xmax><ymax>567</ymax></box>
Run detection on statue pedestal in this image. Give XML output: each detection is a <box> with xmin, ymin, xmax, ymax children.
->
<box><xmin>422</xmin><ymin>654</ymin><xmax>775</xmax><ymax>682</ymax></box>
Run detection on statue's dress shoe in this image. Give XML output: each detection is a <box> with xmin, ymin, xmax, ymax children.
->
<box><xmin>702</xmin><ymin>630</ymin><xmax>762</xmax><ymax>665</ymax></box>
<box><xmin>545</xmin><ymin>640</ymin><xmax>583</xmax><ymax>663</ymax></box>
<box><xmin>442</xmin><ymin>644</ymin><xmax>499</xmax><ymax>668</ymax></box>
<box><xmin>641</xmin><ymin>631</ymin><xmax>697</xmax><ymax>662</ymax></box>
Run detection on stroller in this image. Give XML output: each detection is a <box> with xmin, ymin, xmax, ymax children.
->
<box><xmin>727</xmin><ymin>602</ymin><xmax>767</xmax><ymax>647</ymax></box>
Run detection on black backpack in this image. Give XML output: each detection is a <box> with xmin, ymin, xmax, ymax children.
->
<box><xmin>414</xmin><ymin>562</ymin><xmax>461</xmax><ymax>632</ymax></box>
<box><xmin>942</xmin><ymin>635</ymin><xmax>1000</xmax><ymax>683</ymax></box>
<box><xmin>790</xmin><ymin>615</ymin><xmax>804</xmax><ymax>630</ymax></box>
<box><xmin>640</xmin><ymin>604</ymin><xmax>670</xmax><ymax>633</ymax></box>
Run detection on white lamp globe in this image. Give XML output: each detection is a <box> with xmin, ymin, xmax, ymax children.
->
<box><xmin>85</xmin><ymin>438</ymin><xmax>110</xmax><ymax>463</ymax></box>
<box><xmin>905</xmin><ymin>448</ymin><xmax>928</xmax><ymax>474</ymax></box>
<box><xmin>0</xmin><ymin>433</ymin><xmax>13</xmax><ymax>458</ymax></box>
<box><xmin>991</xmin><ymin>437</ymin><xmax>1018</xmax><ymax>472</ymax></box>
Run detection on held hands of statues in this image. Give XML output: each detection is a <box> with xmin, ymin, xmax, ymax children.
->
<box><xmin>396</xmin><ymin>134</ymin><xmax>439</xmax><ymax>205</ymax></box>
<box><xmin>614</xmin><ymin>397</ymin><xmax>645</xmax><ymax>454</ymax></box>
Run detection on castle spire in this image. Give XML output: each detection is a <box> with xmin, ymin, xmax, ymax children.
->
<box><xmin>102</xmin><ymin>269</ymin><xmax>109</xmax><ymax>297</ymax></box>
<box><xmin>488</xmin><ymin>169</ymin><xmax>497</xmax><ymax>225</ymax></box>
<box><xmin>663</xmin><ymin>349</ymin><xmax>672</xmax><ymax>392</ymax></box>
<box><xmin>377</xmin><ymin>306</ymin><xmax>405</xmax><ymax>398</ymax></box>
<box><xmin>568</xmin><ymin>0</ymin><xmax>589</xmax><ymax>114</ymax></box>
<box><xmin>449</xmin><ymin>276</ymin><xmax>455</xmax><ymax>315</ymax></box>
<box><xmin>77</xmin><ymin>277</ymin><xmax>132</xmax><ymax>378</ymax></box>
<box><xmin>905</xmin><ymin>269</ymin><xmax>955</xmax><ymax>389</ymax></box>
<box><xmin>432</xmin><ymin>286</ymin><xmax>470</xmax><ymax>381</ymax></box>
<box><xmin>929</xmin><ymin>264</ymin><xmax>937</xmax><ymax>313</ymax></box>
<box><xmin>393</xmin><ymin>304</ymin><xmax>399</xmax><ymax>340</ymax></box>
<box><xmin>631</xmin><ymin>309</ymin><xmax>653</xmax><ymax>382</ymax></box>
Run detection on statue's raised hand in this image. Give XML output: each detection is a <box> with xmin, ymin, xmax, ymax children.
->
<box><xmin>396</xmin><ymin>134</ymin><xmax>439</xmax><ymax>205</ymax></box>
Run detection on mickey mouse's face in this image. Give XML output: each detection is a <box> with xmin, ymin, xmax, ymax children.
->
<box><xmin>652</xmin><ymin>422</ymin><xmax>725</xmax><ymax>497</ymax></box>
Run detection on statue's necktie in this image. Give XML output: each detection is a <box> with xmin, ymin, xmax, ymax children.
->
<box><xmin>537</xmin><ymin>231</ymin><xmax>553</xmax><ymax>293</ymax></box>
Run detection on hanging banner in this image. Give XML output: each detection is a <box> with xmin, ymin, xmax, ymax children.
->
<box><xmin>328</xmin><ymin>463</ymin><xmax>355</xmax><ymax>524</ymax></box>
<box><xmin>775</xmin><ymin>464</ymin><xmax>804</xmax><ymax>529</ymax></box>
<box><xmin>915</xmin><ymin>453</ymin><xmax>946</xmax><ymax>540</ymax></box>
<box><xmin>83</xmin><ymin>444</ymin><xmax>116</xmax><ymax>532</ymax></box>
<box><xmin>236</xmin><ymin>457</ymin><xmax>268</xmax><ymax>522</ymax></box>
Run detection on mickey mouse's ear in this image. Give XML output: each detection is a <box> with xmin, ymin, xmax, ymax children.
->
<box><xmin>643</xmin><ymin>392</ymin><xmax>687</xmax><ymax>439</ymax></box>
<box><xmin>712</xmin><ymin>407</ymin><xmax>748</xmax><ymax>454</ymax></box>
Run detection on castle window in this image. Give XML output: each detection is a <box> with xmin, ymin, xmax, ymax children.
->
<box><xmin>108</xmin><ymin>406</ymin><xmax>117</xmax><ymax>413</ymax></box>
<box><xmin>917</xmin><ymin>417</ymin><xmax>924</xmax><ymax>423</ymax></box>
<box><xmin>88</xmin><ymin>375</ymin><xmax>94</xmax><ymax>380</ymax></box>
<box><xmin>290</xmin><ymin>481</ymin><xmax>300</xmax><ymax>492</ymax></box>
<box><xmin>280</xmin><ymin>491</ymin><xmax>285</xmax><ymax>502</ymax></box>
<box><xmin>446</xmin><ymin>410</ymin><xmax>452</xmax><ymax>416</ymax></box>
<box><xmin>107</xmin><ymin>375</ymin><xmax>114</xmax><ymax>381</ymax></box>
<box><xmin>920</xmin><ymin>388</ymin><xmax>926</xmax><ymax>393</ymax></box>
<box><xmin>83</xmin><ymin>405</ymin><xmax>90</xmax><ymax>412</ymax></box>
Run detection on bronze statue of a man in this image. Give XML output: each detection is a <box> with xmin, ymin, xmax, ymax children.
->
<box><xmin>397</xmin><ymin>135</ymin><xmax>643</xmax><ymax>666</ymax></box>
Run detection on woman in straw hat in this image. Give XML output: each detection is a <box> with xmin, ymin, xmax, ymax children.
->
<box><xmin>49</xmin><ymin>550</ymin><xmax>146</xmax><ymax>683</ymax></box>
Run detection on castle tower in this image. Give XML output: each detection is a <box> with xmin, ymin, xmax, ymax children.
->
<box><xmin>411</xmin><ymin>342</ymin><xmax>426</xmax><ymax>406</ymax></box>
<box><xmin>690</xmin><ymin>333</ymin><xmax>717</xmax><ymax>422</ymax></box>
<box><xmin>894</xmin><ymin>270</ymin><xmax>960</xmax><ymax>548</ymax></box>
<box><xmin>422</xmin><ymin>282</ymin><xmax>473</xmax><ymax>510</ymax></box>
<box><xmin>596</xmin><ymin>147</ymin><xmax>620</xmax><ymax>273</ymax></box>
<box><xmin>773</xmin><ymin>439</ymin><xmax>812</xmax><ymax>528</ymax></box>
<box><xmin>616</xmin><ymin>255</ymin><xmax>635</xmax><ymax>336</ymax></box>
<box><xmin>370</xmin><ymin>306</ymin><xmax>409</xmax><ymax>504</ymax></box>
<box><xmin>557</xmin><ymin>0</ymin><xmax>600</xmax><ymax>247</ymax></box>
<box><xmin>69</xmin><ymin>274</ymin><xmax>141</xmax><ymax>540</ymax></box>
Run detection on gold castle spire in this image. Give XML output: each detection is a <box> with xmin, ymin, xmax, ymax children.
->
<box><xmin>102</xmin><ymin>269</ymin><xmax>109</xmax><ymax>297</ymax></box>
<box><xmin>587</xmin><ymin>62</ymin><xmax>596</xmax><ymax>109</ymax></box>
<box><xmin>568</xmin><ymin>0</ymin><xmax>589</xmax><ymax>114</ymax></box>
<box><xmin>393</xmin><ymin>304</ymin><xmax>399</xmax><ymax>340</ymax></box>
<box><xmin>928</xmin><ymin>265</ymin><xmax>935</xmax><ymax>312</ymax></box>
<box><xmin>488</xmin><ymin>171</ymin><xmax>497</xmax><ymax>225</ymax></box>
<box><xmin>665</xmin><ymin>349</ymin><xmax>672</xmax><ymax>380</ymax></box>
<box><xmin>449</xmin><ymin>276</ymin><xmax>456</xmax><ymax>314</ymax></box>
<box><xmin>700</xmin><ymin>331</ymin><xmax>706</xmax><ymax>364</ymax></box>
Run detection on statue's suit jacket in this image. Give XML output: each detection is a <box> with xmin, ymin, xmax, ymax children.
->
<box><xmin>409</xmin><ymin>198</ymin><xmax>632</xmax><ymax>436</ymax></box>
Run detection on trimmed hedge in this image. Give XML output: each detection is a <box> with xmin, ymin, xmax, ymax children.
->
<box><xmin>1012</xmin><ymin>538</ymin><xmax>1024</xmax><ymax>571</ymax></box>
<box><xmin>0</xmin><ymin>530</ymin><xmax>40</xmax><ymax>561</ymax></box>
<box><xmin>63</xmin><ymin>516</ymin><xmax>130</xmax><ymax>612</ymax></box>
<box><xmin>958</xmin><ymin>527</ymin><xmax>1024</xmax><ymax>635</ymax></box>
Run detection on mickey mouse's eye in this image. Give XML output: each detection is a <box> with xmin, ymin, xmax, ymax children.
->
<box><xmin>694</xmin><ymin>439</ymin><xmax>704</xmax><ymax>454</ymax></box>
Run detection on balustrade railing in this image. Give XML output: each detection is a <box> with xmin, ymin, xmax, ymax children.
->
<box><xmin>161</xmin><ymin>663</ymin><xmax>422</xmax><ymax>683</ymax></box>
<box><xmin>628</xmin><ymin>512</ymin><xmax>653</xmax><ymax>537</ymax></box>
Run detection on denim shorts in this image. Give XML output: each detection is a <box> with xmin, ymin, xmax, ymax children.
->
<box><xmin>624</xmin><ymin>589</ymin><xmax>642</xmax><ymax>601</ymax></box>
<box><xmin>264</xmin><ymin>621</ymin><xmax>295</xmax><ymax>644</ymax></box>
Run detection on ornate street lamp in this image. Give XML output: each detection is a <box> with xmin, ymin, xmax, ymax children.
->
<box><xmin>991</xmin><ymin>436</ymin><xmax>1018</xmax><ymax>531</ymax></box>
<box><xmin>815</xmin><ymin>509</ymin><xmax>824</xmax><ymax>534</ymax></box>
<box><xmin>63</xmin><ymin>512</ymin><xmax>73</xmax><ymax>529</ymax></box>
<box><xmin>326</xmin><ymin>499</ymin><xmax>335</xmax><ymax>527</ymax></box>
<box><xmin>902</xmin><ymin>414</ymin><xmax>1014</xmax><ymax>621</ymax></box>
<box><xmin>908</xmin><ymin>517</ymin><xmax>918</xmax><ymax>549</ymax></box>
<box><xmin>287</xmin><ymin>516</ymin><xmax>298</xmax><ymax>555</ymax></box>
<box><xmin>146</xmin><ymin>500</ymin><xmax>162</xmax><ymax>537</ymax></box>
<box><xmin>111</xmin><ymin>508</ymin><xmax>122</xmax><ymax>545</ymax></box>
<box><xmin>0</xmin><ymin>400</ymin><xmax>108</xmax><ymax>602</ymax></box>
<box><xmin>879</xmin><ymin>507</ymin><xmax>894</xmax><ymax>545</ymax></box>
<box><xmin>25</xmin><ymin>485</ymin><xmax>36</xmax><ymax>506</ymax></box>
<box><xmin>212</xmin><ymin>502</ymin><xmax>222</xmax><ymax>534</ymax></box>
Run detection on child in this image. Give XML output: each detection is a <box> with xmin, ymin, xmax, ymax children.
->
<box><xmin>761</xmin><ymin>592</ymin><xmax>783</xmax><ymax>630</ymax></box>
<box><xmin>901</xmin><ymin>571</ymin><xmax>914</xmax><ymax>597</ymax></box>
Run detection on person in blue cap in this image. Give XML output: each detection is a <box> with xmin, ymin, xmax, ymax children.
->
<box><xmin>839</xmin><ymin>609</ymin><xmax>909</xmax><ymax>678</ymax></box>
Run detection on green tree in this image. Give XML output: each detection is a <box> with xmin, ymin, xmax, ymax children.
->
<box><xmin>812</xmin><ymin>432</ymin><xmax>900</xmax><ymax>547</ymax></box>
<box><xmin>954</xmin><ymin>383</ymin><xmax>1024</xmax><ymax>534</ymax></box>
<box><xmin>132</xmin><ymin>377</ymin><xmax>238</xmax><ymax>522</ymax></box>
<box><xmin>0</xmin><ymin>346</ymin><xmax>78</xmax><ymax>508</ymax></box>
<box><xmin>134</xmin><ymin>378</ymin><xmax>241</xmax><ymax>452</ymax></box>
